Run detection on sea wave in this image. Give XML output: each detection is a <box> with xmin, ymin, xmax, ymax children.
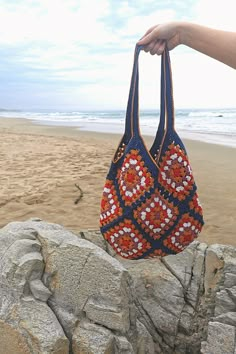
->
<box><xmin>0</xmin><ymin>108</ymin><xmax>236</xmax><ymax>147</ymax></box>
<box><xmin>188</xmin><ymin>110</ymin><xmax>236</xmax><ymax>118</ymax></box>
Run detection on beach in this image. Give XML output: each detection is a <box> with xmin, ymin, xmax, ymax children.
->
<box><xmin>0</xmin><ymin>116</ymin><xmax>235</xmax><ymax>246</ymax></box>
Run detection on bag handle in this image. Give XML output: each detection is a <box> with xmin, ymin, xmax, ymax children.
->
<box><xmin>149</xmin><ymin>50</ymin><xmax>167</xmax><ymax>157</ymax></box>
<box><xmin>163</xmin><ymin>47</ymin><xmax>175</xmax><ymax>132</ymax></box>
<box><xmin>124</xmin><ymin>45</ymin><xmax>141</xmax><ymax>139</ymax></box>
<box><xmin>125</xmin><ymin>45</ymin><xmax>175</xmax><ymax>140</ymax></box>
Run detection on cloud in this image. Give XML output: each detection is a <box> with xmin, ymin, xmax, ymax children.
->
<box><xmin>0</xmin><ymin>0</ymin><xmax>235</xmax><ymax>110</ymax></box>
<box><xmin>0</xmin><ymin>0</ymin><xmax>113</xmax><ymax>45</ymax></box>
<box><xmin>171</xmin><ymin>51</ymin><xmax>236</xmax><ymax>108</ymax></box>
<box><xmin>193</xmin><ymin>0</ymin><xmax>236</xmax><ymax>30</ymax></box>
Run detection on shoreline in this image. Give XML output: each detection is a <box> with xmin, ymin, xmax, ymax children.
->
<box><xmin>0</xmin><ymin>116</ymin><xmax>235</xmax><ymax>246</ymax></box>
<box><xmin>0</xmin><ymin>115</ymin><xmax>236</xmax><ymax>148</ymax></box>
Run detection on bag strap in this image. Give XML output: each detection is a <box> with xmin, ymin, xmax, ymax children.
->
<box><xmin>149</xmin><ymin>51</ymin><xmax>166</xmax><ymax>156</ymax></box>
<box><xmin>124</xmin><ymin>45</ymin><xmax>141</xmax><ymax>139</ymax></box>
<box><xmin>164</xmin><ymin>48</ymin><xmax>175</xmax><ymax>133</ymax></box>
<box><xmin>125</xmin><ymin>45</ymin><xmax>175</xmax><ymax>141</ymax></box>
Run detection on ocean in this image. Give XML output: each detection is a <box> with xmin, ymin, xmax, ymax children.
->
<box><xmin>1</xmin><ymin>108</ymin><xmax>236</xmax><ymax>148</ymax></box>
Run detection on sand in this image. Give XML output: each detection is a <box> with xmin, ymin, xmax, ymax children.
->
<box><xmin>0</xmin><ymin>117</ymin><xmax>235</xmax><ymax>246</ymax></box>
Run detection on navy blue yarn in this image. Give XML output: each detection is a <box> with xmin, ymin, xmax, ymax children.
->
<box><xmin>124</xmin><ymin>45</ymin><xmax>145</xmax><ymax>140</ymax></box>
<box><xmin>101</xmin><ymin>45</ymin><xmax>204</xmax><ymax>257</ymax></box>
<box><xmin>150</xmin><ymin>51</ymin><xmax>166</xmax><ymax>156</ymax></box>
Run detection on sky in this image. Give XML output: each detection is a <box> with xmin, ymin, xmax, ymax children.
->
<box><xmin>0</xmin><ymin>0</ymin><xmax>236</xmax><ymax>111</ymax></box>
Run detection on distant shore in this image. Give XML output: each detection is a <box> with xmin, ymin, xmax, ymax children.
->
<box><xmin>0</xmin><ymin>116</ymin><xmax>235</xmax><ymax>246</ymax></box>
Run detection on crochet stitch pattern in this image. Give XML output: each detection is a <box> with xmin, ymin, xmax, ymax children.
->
<box><xmin>100</xmin><ymin>180</ymin><xmax>123</xmax><ymax>226</ymax></box>
<box><xmin>133</xmin><ymin>187</ymin><xmax>179</xmax><ymax>239</ymax></box>
<box><xmin>100</xmin><ymin>142</ymin><xmax>203</xmax><ymax>259</ymax></box>
<box><xmin>163</xmin><ymin>214</ymin><xmax>202</xmax><ymax>253</ymax></box>
<box><xmin>117</xmin><ymin>149</ymin><xmax>154</xmax><ymax>206</ymax></box>
<box><xmin>158</xmin><ymin>143</ymin><xmax>194</xmax><ymax>201</ymax></box>
<box><xmin>100</xmin><ymin>46</ymin><xmax>204</xmax><ymax>259</ymax></box>
<box><xmin>103</xmin><ymin>219</ymin><xmax>151</xmax><ymax>258</ymax></box>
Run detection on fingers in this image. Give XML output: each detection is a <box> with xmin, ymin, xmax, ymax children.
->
<box><xmin>150</xmin><ymin>40</ymin><xmax>166</xmax><ymax>55</ymax></box>
<box><xmin>137</xmin><ymin>22</ymin><xmax>180</xmax><ymax>54</ymax></box>
<box><xmin>143</xmin><ymin>40</ymin><xmax>157</xmax><ymax>53</ymax></box>
<box><xmin>142</xmin><ymin>40</ymin><xmax>166</xmax><ymax>55</ymax></box>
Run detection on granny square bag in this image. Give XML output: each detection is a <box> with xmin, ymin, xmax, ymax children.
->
<box><xmin>100</xmin><ymin>45</ymin><xmax>204</xmax><ymax>259</ymax></box>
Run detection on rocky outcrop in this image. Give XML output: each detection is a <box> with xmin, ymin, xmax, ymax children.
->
<box><xmin>0</xmin><ymin>219</ymin><xmax>235</xmax><ymax>353</ymax></box>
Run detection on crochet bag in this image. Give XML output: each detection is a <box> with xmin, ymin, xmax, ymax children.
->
<box><xmin>100</xmin><ymin>45</ymin><xmax>204</xmax><ymax>259</ymax></box>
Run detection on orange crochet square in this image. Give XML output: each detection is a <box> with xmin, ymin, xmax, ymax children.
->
<box><xmin>117</xmin><ymin>149</ymin><xmax>154</xmax><ymax>206</ymax></box>
<box><xmin>134</xmin><ymin>189</ymin><xmax>179</xmax><ymax>240</ymax></box>
<box><xmin>158</xmin><ymin>143</ymin><xmax>194</xmax><ymax>201</ymax></box>
<box><xmin>100</xmin><ymin>180</ymin><xmax>122</xmax><ymax>227</ymax></box>
<box><xmin>103</xmin><ymin>219</ymin><xmax>151</xmax><ymax>259</ymax></box>
<box><xmin>163</xmin><ymin>213</ymin><xmax>202</xmax><ymax>253</ymax></box>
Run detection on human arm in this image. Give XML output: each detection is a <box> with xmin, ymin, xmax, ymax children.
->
<box><xmin>137</xmin><ymin>22</ymin><xmax>236</xmax><ymax>69</ymax></box>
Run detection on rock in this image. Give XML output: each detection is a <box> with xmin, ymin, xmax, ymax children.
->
<box><xmin>1</xmin><ymin>221</ymin><xmax>236</xmax><ymax>354</ymax></box>
<box><xmin>212</xmin><ymin>245</ymin><xmax>236</xmax><ymax>320</ymax></box>
<box><xmin>0</xmin><ymin>238</ymin><xmax>42</xmax><ymax>281</ymax></box>
<box><xmin>0</xmin><ymin>224</ymin><xmax>38</xmax><ymax>262</ymax></box>
<box><xmin>29</xmin><ymin>279</ymin><xmax>52</xmax><ymax>302</ymax></box>
<box><xmin>115</xmin><ymin>336</ymin><xmax>135</xmax><ymax>354</ymax></box>
<box><xmin>185</xmin><ymin>242</ymin><xmax>208</xmax><ymax>308</ymax></box>
<box><xmin>161</xmin><ymin>242</ymin><xmax>197</xmax><ymax>288</ymax></box>
<box><xmin>80</xmin><ymin>250</ymin><xmax>132</xmax><ymax>333</ymax></box>
<box><xmin>214</xmin><ymin>312</ymin><xmax>236</xmax><ymax>327</ymax></box>
<box><xmin>136</xmin><ymin>320</ymin><xmax>155</xmax><ymax>354</ymax></box>
<box><xmin>0</xmin><ymin>229</ymin><xmax>44</xmax><ymax>304</ymax></box>
<box><xmin>224</xmin><ymin>272</ymin><xmax>236</xmax><ymax>288</ymax></box>
<box><xmin>201</xmin><ymin>321</ymin><xmax>236</xmax><ymax>354</ymax></box>
<box><xmin>43</xmin><ymin>236</ymin><xmax>133</xmax><ymax>336</ymax></box>
<box><xmin>178</xmin><ymin>304</ymin><xmax>195</xmax><ymax>334</ymax></box>
<box><xmin>72</xmin><ymin>320</ymin><xmax>115</xmax><ymax>354</ymax></box>
<box><xmin>47</xmin><ymin>303</ymin><xmax>78</xmax><ymax>340</ymax></box>
<box><xmin>80</xmin><ymin>229</ymin><xmax>107</xmax><ymax>251</ymax></box>
<box><xmin>0</xmin><ymin>320</ymin><xmax>31</xmax><ymax>354</ymax></box>
<box><xmin>120</xmin><ymin>257</ymin><xmax>185</xmax><ymax>350</ymax></box>
<box><xmin>0</xmin><ymin>298</ymin><xmax>69</xmax><ymax>354</ymax></box>
<box><xmin>106</xmin><ymin>242</ymin><xmax>118</xmax><ymax>257</ymax></box>
<box><xmin>84</xmin><ymin>297</ymin><xmax>130</xmax><ymax>333</ymax></box>
<box><xmin>215</xmin><ymin>289</ymin><xmax>236</xmax><ymax>316</ymax></box>
<box><xmin>0</xmin><ymin>220</ymin><xmax>136</xmax><ymax>351</ymax></box>
<box><xmin>204</xmin><ymin>246</ymin><xmax>224</xmax><ymax>295</ymax></box>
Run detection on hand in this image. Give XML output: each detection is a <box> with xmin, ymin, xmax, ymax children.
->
<box><xmin>137</xmin><ymin>22</ymin><xmax>182</xmax><ymax>55</ymax></box>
